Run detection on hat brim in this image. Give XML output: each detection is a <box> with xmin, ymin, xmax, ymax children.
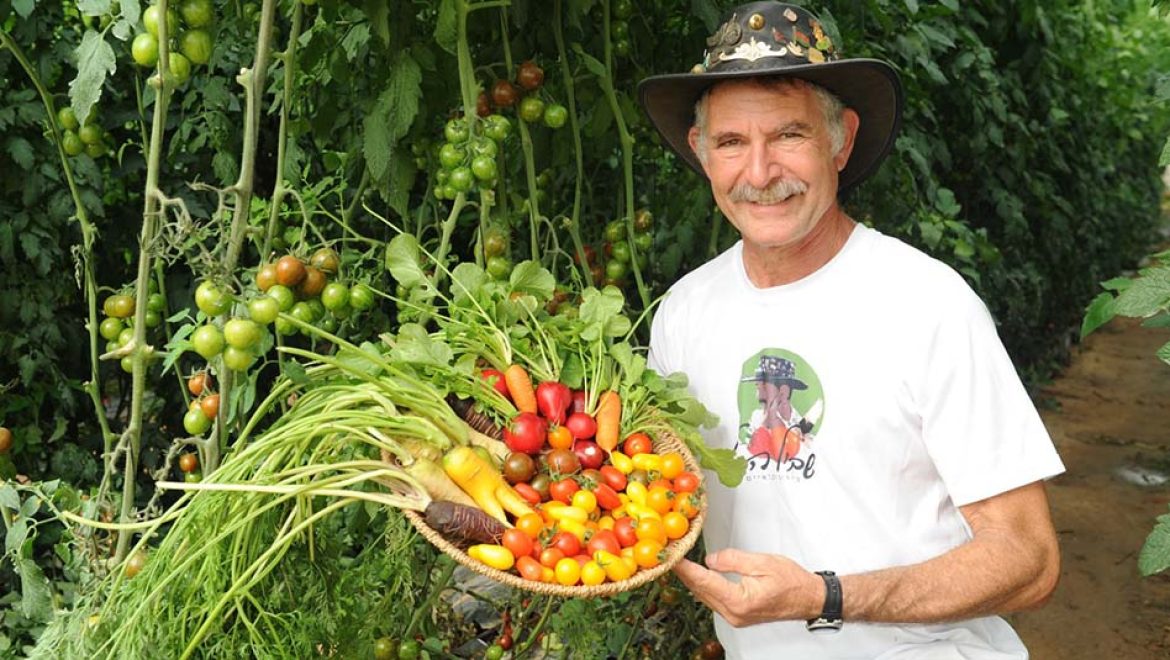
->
<box><xmin>740</xmin><ymin>374</ymin><xmax>809</xmax><ymax>390</ymax></box>
<box><xmin>637</xmin><ymin>59</ymin><xmax>903</xmax><ymax>195</ymax></box>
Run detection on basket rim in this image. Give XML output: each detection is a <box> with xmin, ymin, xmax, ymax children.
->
<box><xmin>405</xmin><ymin>429</ymin><xmax>706</xmax><ymax>598</ymax></box>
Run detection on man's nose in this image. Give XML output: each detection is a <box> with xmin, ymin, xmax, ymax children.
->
<box><xmin>745</xmin><ymin>140</ymin><xmax>779</xmax><ymax>189</ymax></box>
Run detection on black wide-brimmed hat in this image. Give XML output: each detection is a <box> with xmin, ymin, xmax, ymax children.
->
<box><xmin>637</xmin><ymin>1</ymin><xmax>903</xmax><ymax>194</ymax></box>
<box><xmin>741</xmin><ymin>355</ymin><xmax>808</xmax><ymax>390</ymax></box>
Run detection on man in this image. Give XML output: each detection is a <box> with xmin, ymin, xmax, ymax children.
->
<box><xmin>638</xmin><ymin>2</ymin><xmax>1065</xmax><ymax>658</ymax></box>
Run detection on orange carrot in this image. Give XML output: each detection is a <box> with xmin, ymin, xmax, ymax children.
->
<box><xmin>505</xmin><ymin>364</ymin><xmax>538</xmax><ymax>414</ymax></box>
<box><xmin>595</xmin><ymin>390</ymin><xmax>622</xmax><ymax>452</ymax></box>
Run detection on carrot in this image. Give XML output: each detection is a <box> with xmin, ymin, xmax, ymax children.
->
<box><xmin>504</xmin><ymin>364</ymin><xmax>538</xmax><ymax>414</ymax></box>
<box><xmin>595</xmin><ymin>390</ymin><xmax>622</xmax><ymax>452</ymax></box>
<box><xmin>443</xmin><ymin>446</ymin><xmax>536</xmax><ymax>523</ymax></box>
<box><xmin>424</xmin><ymin>500</ymin><xmax>506</xmax><ymax>546</ymax></box>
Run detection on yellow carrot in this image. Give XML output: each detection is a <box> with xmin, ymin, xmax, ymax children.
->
<box><xmin>504</xmin><ymin>364</ymin><xmax>538</xmax><ymax>414</ymax></box>
<box><xmin>442</xmin><ymin>446</ymin><xmax>535</xmax><ymax>524</ymax></box>
<box><xmin>595</xmin><ymin>390</ymin><xmax>621</xmax><ymax>452</ymax></box>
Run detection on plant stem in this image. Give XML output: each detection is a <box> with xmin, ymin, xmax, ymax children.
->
<box><xmin>261</xmin><ymin>0</ymin><xmax>305</xmax><ymax>261</ymax></box>
<box><xmin>496</xmin><ymin>10</ymin><xmax>542</xmax><ymax>262</ymax></box>
<box><xmin>553</xmin><ymin>0</ymin><xmax>592</xmax><ymax>286</ymax></box>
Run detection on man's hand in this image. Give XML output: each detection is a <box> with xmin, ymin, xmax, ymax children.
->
<box><xmin>673</xmin><ymin>549</ymin><xmax>824</xmax><ymax>627</ymax></box>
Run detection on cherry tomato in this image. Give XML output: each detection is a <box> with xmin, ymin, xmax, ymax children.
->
<box><xmin>105</xmin><ymin>294</ymin><xmax>135</xmax><ymax>319</ymax></box>
<box><xmin>547</xmin><ymin>425</ymin><xmax>573</xmax><ymax>450</ymax></box>
<box><xmin>516</xmin><ymin>512</ymin><xmax>544</xmax><ymax>539</ymax></box>
<box><xmin>539</xmin><ymin>546</ymin><xmax>564</xmax><ymax>568</ymax></box>
<box><xmin>549</xmin><ymin>478</ymin><xmax>580</xmax><ymax>504</ymax></box>
<box><xmin>674</xmin><ymin>471</ymin><xmax>700</xmax><ymax>493</ymax></box>
<box><xmin>635</xmin><ymin>518</ymin><xmax>667</xmax><ymax>545</ymax></box>
<box><xmin>187</xmin><ymin>372</ymin><xmax>211</xmax><ymax>396</ymax></box>
<box><xmin>397</xmin><ymin>639</ymin><xmax>421</xmax><ymax>660</ymax></box>
<box><xmin>593</xmin><ymin>483</ymin><xmax>622</xmax><ymax>510</ymax></box>
<box><xmin>554</xmin><ymin>557</ymin><xmax>581</xmax><ymax>586</ymax></box>
<box><xmin>514</xmin><ymin>482</ymin><xmax>542</xmax><ymax>505</ymax></box>
<box><xmin>516</xmin><ymin>554</ymin><xmax>544</xmax><ymax>582</ymax></box>
<box><xmin>143</xmin><ymin>5</ymin><xmax>179</xmax><ymax>38</ymax></box>
<box><xmin>310</xmin><ymin>247</ymin><xmax>340</xmax><ymax>274</ymax></box>
<box><xmin>275</xmin><ymin>255</ymin><xmax>306</xmax><ymax>287</ymax></box>
<box><xmin>248</xmin><ymin>296</ymin><xmax>280</xmax><ymax>325</ymax></box>
<box><xmin>298</xmin><ymin>266</ymin><xmax>327</xmax><ymax>297</ymax></box>
<box><xmin>194</xmin><ymin>281</ymin><xmax>230</xmax><ymax>316</ymax></box>
<box><xmin>223</xmin><ymin>318</ymin><xmax>261</xmax><ymax>349</ymax></box>
<box><xmin>545</xmin><ymin>448</ymin><xmax>580</xmax><ymax>476</ymax></box>
<box><xmin>255</xmin><ymin>264</ymin><xmax>278</xmax><ymax>291</ymax></box>
<box><xmin>516</xmin><ymin>60</ymin><xmax>544</xmax><ymax>90</ymax></box>
<box><xmin>476</xmin><ymin>91</ymin><xmax>492</xmax><ymax>117</ymax></box>
<box><xmin>0</xmin><ymin>427</ymin><xmax>13</xmax><ymax>454</ymax></box>
<box><xmin>58</xmin><ymin>106</ymin><xmax>79</xmax><ymax>130</ymax></box>
<box><xmin>190</xmin><ymin>325</ymin><xmax>225</xmax><ymax>359</ymax></box>
<box><xmin>99</xmin><ymin>317</ymin><xmax>124</xmax><ymax>341</ymax></box>
<box><xmin>348</xmin><ymin>283</ymin><xmax>375</xmax><ymax>311</ymax></box>
<box><xmin>599</xmin><ymin>466</ymin><xmax>627</xmax><ymax>492</ymax></box>
<box><xmin>179</xmin><ymin>29</ymin><xmax>213</xmax><ymax>66</ymax></box>
<box><xmin>502</xmin><ymin>528</ymin><xmax>535</xmax><ymax>559</ymax></box>
<box><xmin>179</xmin><ymin>0</ymin><xmax>214</xmax><ymax>27</ymax></box>
<box><xmin>633</xmin><ymin>539</ymin><xmax>664</xmax><ymax>569</ymax></box>
<box><xmin>564</xmin><ymin>412</ymin><xmax>596</xmax><ymax>440</ymax></box>
<box><xmin>183</xmin><ymin>408</ymin><xmax>212</xmax><ymax>435</ymax></box>
<box><xmin>623</xmin><ymin>432</ymin><xmax>653</xmax><ymax>457</ymax></box>
<box><xmin>543</xmin><ymin>104</ymin><xmax>568</xmax><ymax>129</ymax></box>
<box><xmin>124</xmin><ymin>549</ymin><xmax>148</xmax><ymax>578</ymax></box>
<box><xmin>132</xmin><ymin>32</ymin><xmax>159</xmax><ymax>67</ymax></box>
<box><xmin>267</xmin><ymin>285</ymin><xmax>295</xmax><ymax>312</ymax></box>
<box><xmin>373</xmin><ymin>636</ymin><xmax>396</xmax><ymax>660</ymax></box>
<box><xmin>178</xmin><ymin>452</ymin><xmax>198</xmax><ymax>473</ymax></box>
<box><xmin>487</xmin><ymin>255</ymin><xmax>512</xmax><ymax>280</ymax></box>
<box><xmin>550</xmin><ymin>531</ymin><xmax>581</xmax><ymax>557</ymax></box>
<box><xmin>222</xmin><ymin>346</ymin><xmax>256</xmax><ymax>371</ymax></box>
<box><xmin>518</xmin><ymin>96</ymin><xmax>545</xmax><ymax>123</ymax></box>
<box><xmin>320</xmin><ymin>282</ymin><xmax>349</xmax><ymax>311</ymax></box>
<box><xmin>198</xmin><ymin>393</ymin><xmax>220</xmax><ymax>419</ymax></box>
<box><xmin>484</xmin><ymin>114</ymin><xmax>511</xmax><ymax>142</ymax></box>
<box><xmin>167</xmin><ymin>52</ymin><xmax>192</xmax><ymax>85</ymax></box>
<box><xmin>503</xmin><ymin>452</ymin><xmax>536</xmax><ymax>484</ymax></box>
<box><xmin>571</xmin><ymin>489</ymin><xmax>597</xmax><ymax>514</ymax></box>
<box><xmin>613</xmin><ymin>517</ymin><xmax>638</xmax><ymax>548</ymax></box>
<box><xmin>586</xmin><ymin>529</ymin><xmax>621</xmax><ymax>557</ymax></box>
<box><xmin>62</xmin><ymin>130</ymin><xmax>84</xmax><ymax>156</ymax></box>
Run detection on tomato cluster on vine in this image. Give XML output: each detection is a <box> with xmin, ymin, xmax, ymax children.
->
<box><xmin>484</xmin><ymin>61</ymin><xmax>568</xmax><ymax>129</ymax></box>
<box><xmin>130</xmin><ymin>0</ymin><xmax>216</xmax><ymax>86</ymax></box>
<box><xmin>576</xmin><ymin>207</ymin><xmax>654</xmax><ymax>289</ymax></box>
<box><xmin>58</xmin><ymin>106</ymin><xmax>114</xmax><ymax>160</ymax></box>
<box><xmin>99</xmin><ymin>280</ymin><xmax>167</xmax><ymax>373</ymax></box>
<box><xmin>432</xmin><ymin>115</ymin><xmax>510</xmax><ymax>201</ymax></box>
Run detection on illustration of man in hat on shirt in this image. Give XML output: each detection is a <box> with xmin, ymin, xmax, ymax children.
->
<box><xmin>742</xmin><ymin>355</ymin><xmax>815</xmax><ymax>462</ymax></box>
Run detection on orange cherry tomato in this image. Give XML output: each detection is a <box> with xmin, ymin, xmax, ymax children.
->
<box><xmin>673</xmin><ymin>492</ymin><xmax>701</xmax><ymax>520</ymax></box>
<box><xmin>199</xmin><ymin>393</ymin><xmax>220</xmax><ymax>419</ymax></box>
<box><xmin>623</xmin><ymin>432</ymin><xmax>652</xmax><ymax>457</ymax></box>
<box><xmin>646</xmin><ymin>486</ymin><xmax>675</xmax><ymax>515</ymax></box>
<box><xmin>660</xmin><ymin>452</ymin><xmax>685</xmax><ymax>480</ymax></box>
<box><xmin>539</xmin><ymin>547</ymin><xmax>565</xmax><ymax>569</ymax></box>
<box><xmin>633</xmin><ymin>539</ymin><xmax>664</xmax><ymax>569</ymax></box>
<box><xmin>635</xmin><ymin>518</ymin><xmax>667</xmax><ymax>545</ymax></box>
<box><xmin>514</xmin><ymin>482</ymin><xmax>542</xmax><ymax>505</ymax></box>
<box><xmin>516</xmin><ymin>555</ymin><xmax>544</xmax><ymax>582</ymax></box>
<box><xmin>547</xmin><ymin>425</ymin><xmax>574</xmax><ymax>450</ymax></box>
<box><xmin>662</xmin><ymin>511</ymin><xmax>689</xmax><ymax>540</ymax></box>
<box><xmin>515</xmin><ymin>512</ymin><xmax>545</xmax><ymax>539</ymax></box>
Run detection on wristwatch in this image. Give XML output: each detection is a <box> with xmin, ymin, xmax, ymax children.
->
<box><xmin>806</xmin><ymin>570</ymin><xmax>844</xmax><ymax>634</ymax></box>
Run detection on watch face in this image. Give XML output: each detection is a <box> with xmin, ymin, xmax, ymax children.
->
<box><xmin>806</xmin><ymin>618</ymin><xmax>844</xmax><ymax>635</ymax></box>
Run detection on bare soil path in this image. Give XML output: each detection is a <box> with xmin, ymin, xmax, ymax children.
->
<box><xmin>1011</xmin><ymin>316</ymin><xmax>1170</xmax><ymax>659</ymax></box>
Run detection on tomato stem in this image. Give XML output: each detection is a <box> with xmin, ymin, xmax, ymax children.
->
<box><xmin>553</xmin><ymin>0</ymin><xmax>593</xmax><ymax>288</ymax></box>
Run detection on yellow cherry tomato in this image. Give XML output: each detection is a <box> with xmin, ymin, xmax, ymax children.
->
<box><xmin>541</xmin><ymin>566</ymin><xmax>556</xmax><ymax>583</ymax></box>
<box><xmin>646</xmin><ymin>486</ymin><xmax>675</xmax><ymax>515</ymax></box>
<box><xmin>631</xmin><ymin>453</ymin><xmax>663</xmax><ymax>474</ymax></box>
<box><xmin>662</xmin><ymin>511</ymin><xmax>689</xmax><ymax>540</ymax></box>
<box><xmin>554</xmin><ymin>557</ymin><xmax>581</xmax><ymax>586</ymax></box>
<box><xmin>581</xmin><ymin>560</ymin><xmax>607</xmax><ymax>586</ymax></box>
<box><xmin>558</xmin><ymin>518</ymin><xmax>588</xmax><ymax>542</ymax></box>
<box><xmin>625</xmin><ymin>502</ymin><xmax>661</xmax><ymax>521</ymax></box>
<box><xmin>621</xmin><ymin>555</ymin><xmax>638</xmax><ymax>576</ymax></box>
<box><xmin>625</xmin><ymin>481</ymin><xmax>648</xmax><ymax>506</ymax></box>
<box><xmin>547</xmin><ymin>502</ymin><xmax>589</xmax><ymax>523</ymax></box>
<box><xmin>571</xmin><ymin>490</ymin><xmax>597</xmax><ymax>514</ymax></box>
<box><xmin>609</xmin><ymin>451</ymin><xmax>634</xmax><ymax>474</ymax></box>
<box><xmin>468</xmin><ymin>544</ymin><xmax>515</xmax><ymax>571</ymax></box>
<box><xmin>633</xmin><ymin>539</ymin><xmax>664</xmax><ymax>569</ymax></box>
<box><xmin>598</xmin><ymin>515</ymin><xmax>615</xmax><ymax>531</ymax></box>
<box><xmin>635</xmin><ymin>517</ymin><xmax>668</xmax><ymax>545</ymax></box>
<box><xmin>660</xmin><ymin>452</ymin><xmax>686</xmax><ymax>480</ymax></box>
<box><xmin>595</xmin><ymin>550</ymin><xmax>634</xmax><ymax>582</ymax></box>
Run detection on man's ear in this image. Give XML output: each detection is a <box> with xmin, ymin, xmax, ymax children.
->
<box><xmin>834</xmin><ymin>108</ymin><xmax>861</xmax><ymax>172</ymax></box>
<box><xmin>687</xmin><ymin>126</ymin><xmax>707</xmax><ymax>172</ymax></box>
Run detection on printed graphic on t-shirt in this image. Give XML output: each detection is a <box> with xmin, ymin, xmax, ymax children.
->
<box><xmin>737</xmin><ymin>350</ymin><xmax>824</xmax><ymax>481</ymax></box>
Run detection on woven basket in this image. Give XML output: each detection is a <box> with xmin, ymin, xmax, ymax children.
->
<box><xmin>404</xmin><ymin>429</ymin><xmax>706</xmax><ymax>598</ymax></box>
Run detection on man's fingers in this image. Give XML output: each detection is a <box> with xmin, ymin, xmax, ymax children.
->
<box><xmin>674</xmin><ymin>559</ymin><xmax>740</xmax><ymax>622</ymax></box>
<box><xmin>705</xmin><ymin>547</ymin><xmax>771</xmax><ymax>576</ymax></box>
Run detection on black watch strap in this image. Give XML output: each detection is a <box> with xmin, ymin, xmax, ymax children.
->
<box><xmin>806</xmin><ymin>570</ymin><xmax>844</xmax><ymax>634</ymax></box>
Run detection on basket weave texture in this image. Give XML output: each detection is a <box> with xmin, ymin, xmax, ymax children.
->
<box><xmin>404</xmin><ymin>429</ymin><xmax>706</xmax><ymax>598</ymax></box>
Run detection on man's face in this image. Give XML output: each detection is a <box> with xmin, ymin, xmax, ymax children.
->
<box><xmin>688</xmin><ymin>80</ymin><xmax>858</xmax><ymax>253</ymax></box>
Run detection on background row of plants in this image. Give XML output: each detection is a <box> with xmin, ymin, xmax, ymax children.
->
<box><xmin>1</xmin><ymin>0</ymin><xmax>1169</xmax><ymax>657</ymax></box>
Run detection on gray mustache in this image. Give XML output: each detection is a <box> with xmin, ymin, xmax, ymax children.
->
<box><xmin>729</xmin><ymin>179</ymin><xmax>808</xmax><ymax>203</ymax></box>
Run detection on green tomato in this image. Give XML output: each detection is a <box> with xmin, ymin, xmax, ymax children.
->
<box><xmin>144</xmin><ymin>310</ymin><xmax>162</xmax><ymax>328</ymax></box>
<box><xmin>444</xmin><ymin>118</ymin><xmax>469</xmax><ymax>144</ymax></box>
<box><xmin>519</xmin><ymin>96</ymin><xmax>545</xmax><ymax>123</ymax></box>
<box><xmin>320</xmin><ymin>282</ymin><xmax>349</xmax><ymax>311</ymax></box>
<box><xmin>62</xmin><ymin>130</ymin><xmax>84</xmax><ymax>156</ymax></box>
<box><xmin>486</xmin><ymin>255</ymin><xmax>512</xmax><ymax>280</ymax></box>
<box><xmin>634</xmin><ymin>231</ymin><xmax>653</xmax><ymax>252</ymax></box>
<box><xmin>266</xmin><ymin>284</ymin><xmax>295</xmax><ymax>312</ymax></box>
<box><xmin>183</xmin><ymin>408</ymin><xmax>212</xmax><ymax>435</ymax></box>
<box><xmin>79</xmin><ymin>124</ymin><xmax>103</xmax><ymax>146</ymax></box>
<box><xmin>58</xmin><ymin>107</ymin><xmax>79</xmax><ymax>130</ymax></box>
<box><xmin>611</xmin><ymin>20</ymin><xmax>629</xmax><ymax>40</ymax></box>
<box><xmin>305</xmin><ymin>299</ymin><xmax>326</xmax><ymax>320</ymax></box>
<box><xmin>290</xmin><ymin>302</ymin><xmax>316</xmax><ymax>326</ymax></box>
<box><xmin>613</xmin><ymin>38</ymin><xmax>631</xmax><ymax>58</ymax></box>
<box><xmin>143</xmin><ymin>5</ymin><xmax>179</xmax><ymax>38</ymax></box>
<box><xmin>470</xmin><ymin>137</ymin><xmax>498</xmax><ymax>158</ymax></box>
<box><xmin>373</xmin><ymin>637</ymin><xmax>396</xmax><ymax>660</ymax></box>
<box><xmin>611</xmin><ymin>241</ymin><xmax>632</xmax><ymax>264</ymax></box>
<box><xmin>543</xmin><ymin>104</ymin><xmax>568</xmax><ymax>129</ymax></box>
<box><xmin>120</xmin><ymin>356</ymin><xmax>135</xmax><ymax>373</ymax></box>
<box><xmin>147</xmin><ymin>292</ymin><xmax>166</xmax><ymax>313</ymax></box>
<box><xmin>604</xmin><ymin>220</ymin><xmax>625</xmax><ymax>244</ymax></box>
<box><xmin>168</xmin><ymin>52</ymin><xmax>192</xmax><ymax>84</ymax></box>
<box><xmin>448</xmin><ymin>166</ymin><xmax>474</xmax><ymax>193</ymax></box>
<box><xmin>484</xmin><ymin>114</ymin><xmax>511</xmax><ymax>142</ymax></box>
<box><xmin>248</xmin><ymin>296</ymin><xmax>280</xmax><ymax>325</ymax></box>
<box><xmin>179</xmin><ymin>29</ymin><xmax>213</xmax><ymax>66</ymax></box>
<box><xmin>317</xmin><ymin>315</ymin><xmax>338</xmax><ymax>333</ymax></box>
<box><xmin>397</xmin><ymin>639</ymin><xmax>421</xmax><ymax>660</ymax></box>
<box><xmin>85</xmin><ymin>142</ymin><xmax>106</xmax><ymax>158</ymax></box>
<box><xmin>605</xmin><ymin>259</ymin><xmax>628</xmax><ymax>280</ymax></box>
<box><xmin>179</xmin><ymin>0</ymin><xmax>214</xmax><ymax>27</ymax></box>
<box><xmin>117</xmin><ymin>327</ymin><xmax>135</xmax><ymax>347</ymax></box>
<box><xmin>222</xmin><ymin>346</ymin><xmax>255</xmax><ymax>371</ymax></box>
<box><xmin>485</xmin><ymin>644</ymin><xmax>504</xmax><ymax>660</ymax></box>
<box><xmin>99</xmin><ymin>317</ymin><xmax>124</xmax><ymax>341</ymax></box>
<box><xmin>614</xmin><ymin>0</ymin><xmax>632</xmax><ymax>18</ymax></box>
<box><xmin>483</xmin><ymin>229</ymin><xmax>508</xmax><ymax>257</ymax></box>
<box><xmin>274</xmin><ymin>315</ymin><xmax>297</xmax><ymax>336</ymax></box>
<box><xmin>195</xmin><ymin>280</ymin><xmax>230</xmax><ymax>316</ymax></box>
<box><xmin>348</xmin><ymin>283</ymin><xmax>375</xmax><ymax>311</ymax></box>
<box><xmin>106</xmin><ymin>294</ymin><xmax>136</xmax><ymax>319</ymax></box>
<box><xmin>438</xmin><ymin>143</ymin><xmax>465</xmax><ymax>170</ymax></box>
<box><xmin>132</xmin><ymin>32</ymin><xmax>159</xmax><ymax>67</ymax></box>
<box><xmin>184</xmin><ymin>471</ymin><xmax>202</xmax><ymax>483</ymax></box>
<box><xmin>190</xmin><ymin>324</ymin><xmax>225</xmax><ymax>359</ymax></box>
<box><xmin>222</xmin><ymin>318</ymin><xmax>261</xmax><ymax>349</ymax></box>
<box><xmin>470</xmin><ymin>155</ymin><xmax>497</xmax><ymax>182</ymax></box>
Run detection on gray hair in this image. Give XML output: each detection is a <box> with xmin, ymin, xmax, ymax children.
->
<box><xmin>692</xmin><ymin>78</ymin><xmax>847</xmax><ymax>164</ymax></box>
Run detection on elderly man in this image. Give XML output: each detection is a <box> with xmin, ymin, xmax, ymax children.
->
<box><xmin>639</xmin><ymin>2</ymin><xmax>1065</xmax><ymax>658</ymax></box>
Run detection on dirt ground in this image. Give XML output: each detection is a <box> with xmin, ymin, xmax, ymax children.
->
<box><xmin>1010</xmin><ymin>316</ymin><xmax>1170</xmax><ymax>659</ymax></box>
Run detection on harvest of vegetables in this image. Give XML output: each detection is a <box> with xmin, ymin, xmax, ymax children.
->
<box><xmin>28</xmin><ymin>240</ymin><xmax>744</xmax><ymax>657</ymax></box>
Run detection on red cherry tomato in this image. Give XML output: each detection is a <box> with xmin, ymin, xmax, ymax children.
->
<box><xmin>623</xmin><ymin>432</ymin><xmax>653</xmax><ymax>456</ymax></box>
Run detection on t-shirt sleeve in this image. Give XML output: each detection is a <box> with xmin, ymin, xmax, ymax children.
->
<box><xmin>648</xmin><ymin>292</ymin><xmax>677</xmax><ymax>377</ymax></box>
<box><xmin>911</xmin><ymin>280</ymin><xmax>1065</xmax><ymax>507</ymax></box>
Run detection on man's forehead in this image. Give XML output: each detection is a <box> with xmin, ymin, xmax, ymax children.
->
<box><xmin>705</xmin><ymin>78</ymin><xmax>818</xmax><ymax>116</ymax></box>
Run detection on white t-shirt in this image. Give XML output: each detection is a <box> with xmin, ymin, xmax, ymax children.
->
<box><xmin>648</xmin><ymin>224</ymin><xmax>1065</xmax><ymax>660</ymax></box>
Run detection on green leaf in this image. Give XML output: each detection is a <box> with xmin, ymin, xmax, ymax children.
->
<box><xmin>385</xmin><ymin>234</ymin><xmax>426</xmax><ymax>288</ymax></box>
<box><xmin>5</xmin><ymin>518</ymin><xmax>29</xmax><ymax>556</ymax></box>
<box><xmin>560</xmin><ymin>353</ymin><xmax>585</xmax><ymax>389</ymax></box>
<box><xmin>509</xmin><ymin>261</ymin><xmax>555</xmax><ymax>300</ymax></box>
<box><xmin>904</xmin><ymin>0</ymin><xmax>919</xmax><ymax>14</ymax></box>
<box><xmin>1158</xmin><ymin>340</ymin><xmax>1170</xmax><ymax>367</ymax></box>
<box><xmin>5</xmin><ymin>137</ymin><xmax>34</xmax><ymax>170</ymax></box>
<box><xmin>570</xmin><ymin>43</ymin><xmax>607</xmax><ymax>77</ymax></box>
<box><xmin>363</xmin><ymin>0</ymin><xmax>391</xmax><ymax>47</ymax></box>
<box><xmin>1100</xmin><ymin>277</ymin><xmax>1133</xmax><ymax>292</ymax></box>
<box><xmin>77</xmin><ymin>0</ymin><xmax>110</xmax><ymax>15</ymax></box>
<box><xmin>450</xmin><ymin>262</ymin><xmax>486</xmax><ymax>305</ymax></box>
<box><xmin>69</xmin><ymin>31</ymin><xmax>117</xmax><ymax>126</ymax></box>
<box><xmin>1080</xmin><ymin>292</ymin><xmax>1116</xmax><ymax>338</ymax></box>
<box><xmin>693</xmin><ymin>444</ymin><xmax>745</xmax><ymax>488</ymax></box>
<box><xmin>939</xmin><ymin>0</ymin><xmax>958</xmax><ymax>10</ymax></box>
<box><xmin>1160</xmin><ymin>135</ymin><xmax>1170</xmax><ymax>168</ymax></box>
<box><xmin>385</xmin><ymin>150</ymin><xmax>417</xmax><ymax>219</ymax></box>
<box><xmin>610</xmin><ymin>342</ymin><xmax>645</xmax><ymax>387</ymax></box>
<box><xmin>1140</xmin><ymin>511</ymin><xmax>1170</xmax><ymax>576</ymax></box>
<box><xmin>283</xmin><ymin>360</ymin><xmax>309</xmax><ymax>386</ymax></box>
<box><xmin>1114</xmin><ymin>266</ymin><xmax>1170</xmax><ymax>318</ymax></box>
<box><xmin>119</xmin><ymin>0</ymin><xmax>141</xmax><ymax>28</ymax></box>
<box><xmin>390</xmin><ymin>324</ymin><xmax>453</xmax><ymax>367</ymax></box>
<box><xmin>434</xmin><ymin>0</ymin><xmax>457</xmax><ymax>54</ymax></box>
<box><xmin>17</xmin><ymin>558</ymin><xmax>53</xmax><ymax>622</ymax></box>
<box><xmin>13</xmin><ymin>0</ymin><xmax>35</xmax><ymax>18</ymax></box>
<box><xmin>0</xmin><ymin>485</ymin><xmax>19</xmax><ymax>512</ymax></box>
<box><xmin>1141</xmin><ymin>313</ymin><xmax>1170</xmax><ymax>329</ymax></box>
<box><xmin>364</xmin><ymin>52</ymin><xmax>421</xmax><ymax>182</ymax></box>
